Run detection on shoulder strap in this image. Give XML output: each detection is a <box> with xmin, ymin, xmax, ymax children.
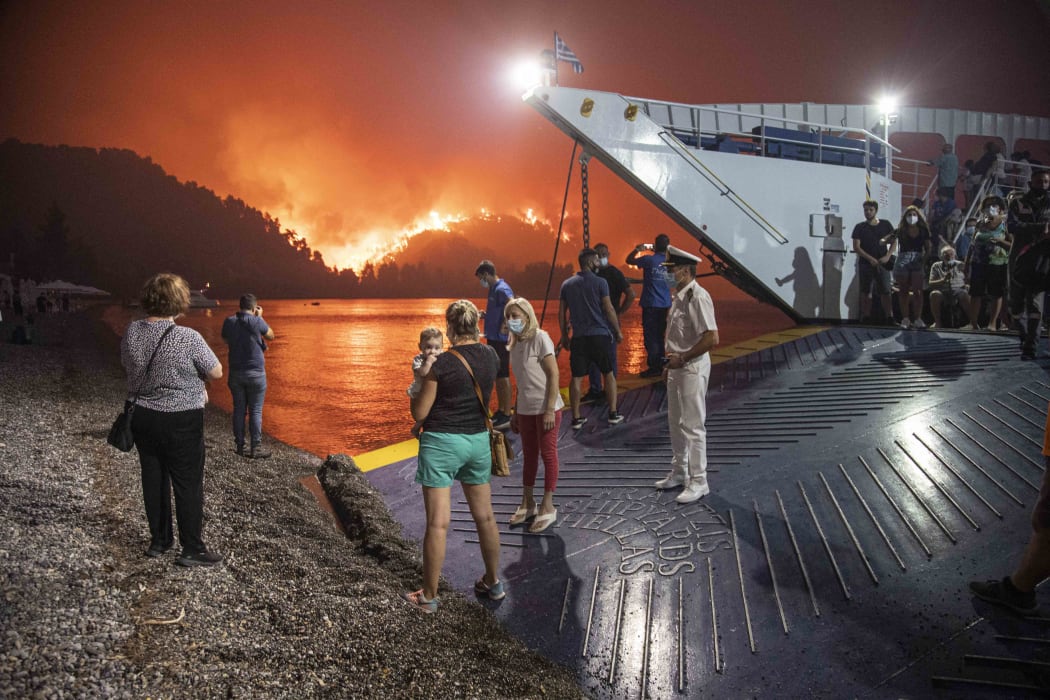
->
<box><xmin>131</xmin><ymin>324</ymin><xmax>176</xmax><ymax>404</ymax></box>
<box><xmin>448</xmin><ymin>348</ymin><xmax>495</xmax><ymax>431</ymax></box>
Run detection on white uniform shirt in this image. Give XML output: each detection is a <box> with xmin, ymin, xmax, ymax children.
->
<box><xmin>666</xmin><ymin>280</ymin><xmax>718</xmax><ymax>356</ymax></box>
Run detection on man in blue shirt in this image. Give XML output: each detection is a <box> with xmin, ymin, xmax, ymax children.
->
<box><xmin>626</xmin><ymin>234</ymin><xmax>672</xmax><ymax>377</ymax></box>
<box><xmin>559</xmin><ymin>248</ymin><xmax>624</xmax><ymax>429</ymax></box>
<box><xmin>475</xmin><ymin>260</ymin><xmax>513</xmax><ymax>429</ymax></box>
<box><xmin>221</xmin><ymin>294</ymin><xmax>276</xmax><ymax>458</ymax></box>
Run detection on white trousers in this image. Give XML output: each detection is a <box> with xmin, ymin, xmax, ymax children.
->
<box><xmin>667</xmin><ymin>355</ymin><xmax>710</xmax><ymax>483</ymax></box>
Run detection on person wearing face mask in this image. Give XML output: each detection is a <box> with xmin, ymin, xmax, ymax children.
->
<box><xmin>954</xmin><ymin>217</ymin><xmax>978</xmax><ymax>261</ymax></box>
<box><xmin>963</xmin><ymin>195</ymin><xmax>1012</xmax><ymax>330</ymax></box>
<box><xmin>1008</xmin><ymin>170</ymin><xmax>1050</xmax><ymax>359</ymax></box>
<box><xmin>558</xmin><ymin>248</ymin><xmax>625</xmax><ymax>429</ymax></box>
<box><xmin>474</xmin><ymin>260</ymin><xmax>514</xmax><ymax>429</ymax></box>
<box><xmin>585</xmin><ymin>243</ymin><xmax>636</xmax><ymax>401</ymax></box>
<box><xmin>928</xmin><ymin>245</ymin><xmax>970</xmax><ymax>329</ymax></box>
<box><xmin>654</xmin><ymin>245</ymin><xmax>719</xmax><ymax>504</ymax></box>
<box><xmin>504</xmin><ymin>297</ymin><xmax>564</xmax><ymax>532</ymax></box>
<box><xmin>883</xmin><ymin>205</ymin><xmax>932</xmax><ymax>329</ymax></box>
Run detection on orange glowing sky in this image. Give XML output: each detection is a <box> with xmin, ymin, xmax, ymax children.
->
<box><xmin>2</xmin><ymin>1</ymin><xmax>1049</xmax><ymax>270</ymax></box>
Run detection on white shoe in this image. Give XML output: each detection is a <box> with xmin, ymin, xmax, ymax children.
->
<box><xmin>675</xmin><ymin>480</ymin><xmax>710</xmax><ymax>504</ymax></box>
<box><xmin>899</xmin><ymin>318</ymin><xmax>911</xmax><ymax>329</ymax></box>
<box><xmin>654</xmin><ymin>472</ymin><xmax>686</xmax><ymax>490</ymax></box>
<box><xmin>928</xmin><ymin>322</ymin><xmax>938</xmax><ymax>329</ymax></box>
<box><xmin>913</xmin><ymin>319</ymin><xmax>926</xmax><ymax>329</ymax></box>
<box><xmin>960</xmin><ymin>324</ymin><xmax>975</xmax><ymax>331</ymax></box>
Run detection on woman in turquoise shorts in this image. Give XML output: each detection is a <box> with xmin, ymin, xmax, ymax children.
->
<box><xmin>403</xmin><ymin>299</ymin><xmax>504</xmax><ymax>613</ymax></box>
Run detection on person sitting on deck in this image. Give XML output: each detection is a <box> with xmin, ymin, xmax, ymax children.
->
<box><xmin>928</xmin><ymin>245</ymin><xmax>970</xmax><ymax>329</ymax></box>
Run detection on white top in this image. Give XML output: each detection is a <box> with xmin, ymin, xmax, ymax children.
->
<box><xmin>666</xmin><ymin>280</ymin><xmax>718</xmax><ymax>356</ymax></box>
<box><xmin>509</xmin><ymin>330</ymin><xmax>564</xmax><ymax>416</ymax></box>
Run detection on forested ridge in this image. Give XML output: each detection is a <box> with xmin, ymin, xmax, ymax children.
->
<box><xmin>0</xmin><ymin>139</ymin><xmax>573</xmax><ymax>299</ymax></box>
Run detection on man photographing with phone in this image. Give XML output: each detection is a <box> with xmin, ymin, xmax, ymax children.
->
<box><xmin>222</xmin><ymin>293</ymin><xmax>276</xmax><ymax>458</ymax></box>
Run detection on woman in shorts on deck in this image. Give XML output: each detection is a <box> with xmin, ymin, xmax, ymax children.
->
<box><xmin>883</xmin><ymin>204</ymin><xmax>932</xmax><ymax>329</ymax></box>
<box><xmin>403</xmin><ymin>300</ymin><xmax>504</xmax><ymax>612</ymax></box>
<box><xmin>963</xmin><ymin>195</ymin><xmax>1012</xmax><ymax>330</ymax></box>
<box><xmin>121</xmin><ymin>273</ymin><xmax>224</xmax><ymax>567</ymax></box>
<box><xmin>504</xmin><ymin>297</ymin><xmax>563</xmax><ymax>533</ymax></box>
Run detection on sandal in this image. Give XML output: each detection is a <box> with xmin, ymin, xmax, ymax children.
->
<box><xmin>509</xmin><ymin>504</ymin><xmax>538</xmax><ymax>526</ymax></box>
<box><xmin>474</xmin><ymin>577</ymin><xmax>507</xmax><ymax>600</ymax></box>
<box><xmin>529</xmin><ymin>508</ymin><xmax>558</xmax><ymax>533</ymax></box>
<box><xmin>402</xmin><ymin>589</ymin><xmax>439</xmax><ymax>614</ymax></box>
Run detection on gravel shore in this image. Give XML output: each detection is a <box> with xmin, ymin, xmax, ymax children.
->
<box><xmin>0</xmin><ymin>313</ymin><xmax>582</xmax><ymax>699</ymax></box>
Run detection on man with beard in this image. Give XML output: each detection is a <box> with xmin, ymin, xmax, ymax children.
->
<box><xmin>1008</xmin><ymin>170</ymin><xmax>1050</xmax><ymax>359</ymax></box>
<box><xmin>851</xmin><ymin>200</ymin><xmax>895</xmax><ymax>323</ymax></box>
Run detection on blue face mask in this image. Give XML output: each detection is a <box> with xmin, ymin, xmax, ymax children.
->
<box><xmin>480</xmin><ymin>279</ymin><xmax>489</xmax><ymax>289</ymax></box>
<box><xmin>507</xmin><ymin>318</ymin><xmax>525</xmax><ymax>334</ymax></box>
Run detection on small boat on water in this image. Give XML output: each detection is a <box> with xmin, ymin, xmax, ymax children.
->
<box><xmin>189</xmin><ymin>288</ymin><xmax>219</xmax><ymax>308</ymax></box>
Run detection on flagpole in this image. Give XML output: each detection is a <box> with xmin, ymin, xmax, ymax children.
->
<box><xmin>553</xmin><ymin>31</ymin><xmax>559</xmax><ymax>86</ymax></box>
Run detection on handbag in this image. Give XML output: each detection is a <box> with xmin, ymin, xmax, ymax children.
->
<box><xmin>107</xmin><ymin>324</ymin><xmax>175</xmax><ymax>452</ymax></box>
<box><xmin>448</xmin><ymin>348</ymin><xmax>514</xmax><ymax>477</ymax></box>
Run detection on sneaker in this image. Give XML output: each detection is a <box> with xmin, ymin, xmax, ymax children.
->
<box><xmin>607</xmin><ymin>412</ymin><xmax>624</xmax><ymax>426</ymax></box>
<box><xmin>912</xmin><ymin>319</ymin><xmax>926</xmax><ymax>330</ymax></box>
<box><xmin>249</xmin><ymin>445</ymin><xmax>272</xmax><ymax>459</ymax></box>
<box><xmin>1022</xmin><ymin>344</ymin><xmax>1036</xmax><ymax>361</ymax></box>
<box><xmin>571</xmin><ymin>416</ymin><xmax>587</xmax><ymax>430</ymax></box>
<box><xmin>899</xmin><ymin>318</ymin><xmax>911</xmax><ymax>330</ymax></box>
<box><xmin>175</xmin><ymin>550</ymin><xmax>224</xmax><ymax>567</ymax></box>
<box><xmin>145</xmin><ymin>541</ymin><xmax>174</xmax><ymax>558</ymax></box>
<box><xmin>675</xmin><ymin>480</ymin><xmax>711</xmax><ymax>504</ymax></box>
<box><xmin>234</xmin><ymin>444</ymin><xmax>244</xmax><ymax>457</ymax></box>
<box><xmin>474</xmin><ymin>577</ymin><xmax>507</xmax><ymax>601</ymax></box>
<box><xmin>928</xmin><ymin>322</ymin><xmax>938</xmax><ymax>329</ymax></box>
<box><xmin>969</xmin><ymin>577</ymin><xmax>1038</xmax><ymax>615</ymax></box>
<box><xmin>639</xmin><ymin>368</ymin><xmax>663</xmax><ymax>378</ymax></box>
<box><xmin>960</xmin><ymin>324</ymin><xmax>975</xmax><ymax>331</ymax></box>
<box><xmin>654</xmin><ymin>472</ymin><xmax>686</xmax><ymax>489</ymax></box>
<box><xmin>491</xmin><ymin>412</ymin><xmax>512</xmax><ymax>431</ymax></box>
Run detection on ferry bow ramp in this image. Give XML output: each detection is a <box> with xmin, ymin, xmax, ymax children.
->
<box><xmin>360</xmin><ymin>328</ymin><xmax>1050</xmax><ymax>697</ymax></box>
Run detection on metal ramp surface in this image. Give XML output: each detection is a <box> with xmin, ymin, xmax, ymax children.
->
<box><xmin>365</xmin><ymin>328</ymin><xmax>1050</xmax><ymax>697</ymax></box>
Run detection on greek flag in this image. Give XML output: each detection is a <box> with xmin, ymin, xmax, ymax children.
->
<box><xmin>555</xmin><ymin>32</ymin><xmax>584</xmax><ymax>74</ymax></box>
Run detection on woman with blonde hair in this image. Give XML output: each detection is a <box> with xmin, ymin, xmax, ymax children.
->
<box><xmin>121</xmin><ymin>273</ymin><xmax>224</xmax><ymax>566</ymax></box>
<box><xmin>505</xmin><ymin>297</ymin><xmax>564</xmax><ymax>533</ymax></box>
<box><xmin>404</xmin><ymin>300</ymin><xmax>503</xmax><ymax>612</ymax></box>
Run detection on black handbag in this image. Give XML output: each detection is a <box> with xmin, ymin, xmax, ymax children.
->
<box><xmin>107</xmin><ymin>325</ymin><xmax>175</xmax><ymax>452</ymax></box>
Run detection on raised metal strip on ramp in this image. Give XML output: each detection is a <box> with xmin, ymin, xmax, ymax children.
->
<box><xmin>365</xmin><ymin>328</ymin><xmax>1050</xmax><ymax>698</ymax></box>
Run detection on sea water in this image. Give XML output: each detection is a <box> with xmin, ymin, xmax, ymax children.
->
<box><xmin>103</xmin><ymin>297</ymin><xmax>793</xmax><ymax>457</ymax></box>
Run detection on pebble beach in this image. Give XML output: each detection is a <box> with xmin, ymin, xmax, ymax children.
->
<box><xmin>0</xmin><ymin>313</ymin><xmax>582</xmax><ymax>699</ymax></box>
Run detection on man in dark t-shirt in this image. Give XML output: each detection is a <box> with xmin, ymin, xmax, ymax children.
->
<box><xmin>559</xmin><ymin>248</ymin><xmax>625</xmax><ymax>430</ymax></box>
<box><xmin>221</xmin><ymin>294</ymin><xmax>276</xmax><ymax>458</ymax></box>
<box><xmin>587</xmin><ymin>242</ymin><xmax>636</xmax><ymax>400</ymax></box>
<box><xmin>851</xmin><ymin>200</ymin><xmax>895</xmax><ymax>323</ymax></box>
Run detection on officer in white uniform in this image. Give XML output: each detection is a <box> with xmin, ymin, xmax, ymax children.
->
<box><xmin>653</xmin><ymin>245</ymin><xmax>719</xmax><ymax>504</ymax></box>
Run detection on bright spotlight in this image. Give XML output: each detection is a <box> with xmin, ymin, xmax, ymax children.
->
<box><xmin>509</xmin><ymin>58</ymin><xmax>543</xmax><ymax>91</ymax></box>
<box><xmin>876</xmin><ymin>95</ymin><xmax>898</xmax><ymax>116</ymax></box>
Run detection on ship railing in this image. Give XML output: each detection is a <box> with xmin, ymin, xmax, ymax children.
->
<box><xmin>626</xmin><ymin>96</ymin><xmax>897</xmax><ymax>175</ymax></box>
<box><xmin>891</xmin><ymin>156</ymin><xmax>939</xmax><ymax>212</ymax></box>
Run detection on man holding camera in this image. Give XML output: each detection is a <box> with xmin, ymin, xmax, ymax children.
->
<box><xmin>928</xmin><ymin>245</ymin><xmax>970</xmax><ymax>329</ymax></box>
<box><xmin>222</xmin><ymin>294</ymin><xmax>276</xmax><ymax>458</ymax></box>
<box><xmin>626</xmin><ymin>234</ymin><xmax>672</xmax><ymax>377</ymax></box>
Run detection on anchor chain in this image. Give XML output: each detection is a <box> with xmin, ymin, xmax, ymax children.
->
<box><xmin>580</xmin><ymin>153</ymin><xmax>591</xmax><ymax>249</ymax></box>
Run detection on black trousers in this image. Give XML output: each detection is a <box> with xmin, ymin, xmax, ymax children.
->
<box><xmin>131</xmin><ymin>405</ymin><xmax>208</xmax><ymax>554</ymax></box>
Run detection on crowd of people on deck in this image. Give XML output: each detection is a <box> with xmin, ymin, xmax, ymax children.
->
<box><xmin>853</xmin><ymin>146</ymin><xmax>1050</xmax><ymax>360</ymax></box>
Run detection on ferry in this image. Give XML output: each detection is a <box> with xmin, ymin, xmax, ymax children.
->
<box><xmin>349</xmin><ymin>86</ymin><xmax>1050</xmax><ymax>697</ymax></box>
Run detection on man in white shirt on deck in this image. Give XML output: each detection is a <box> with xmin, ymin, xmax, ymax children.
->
<box><xmin>653</xmin><ymin>245</ymin><xmax>719</xmax><ymax>504</ymax></box>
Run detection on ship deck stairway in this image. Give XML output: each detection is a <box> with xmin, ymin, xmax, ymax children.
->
<box><xmin>367</xmin><ymin>328</ymin><xmax>1050</xmax><ymax>697</ymax></box>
